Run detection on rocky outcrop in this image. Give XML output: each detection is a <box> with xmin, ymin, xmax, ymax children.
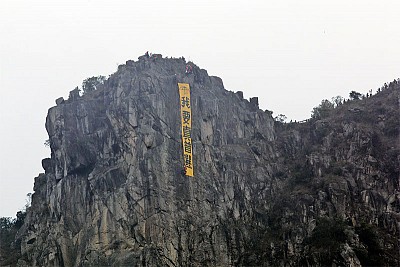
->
<box><xmin>16</xmin><ymin>56</ymin><xmax>399</xmax><ymax>266</ymax></box>
<box><xmin>270</xmin><ymin>85</ymin><xmax>399</xmax><ymax>266</ymax></box>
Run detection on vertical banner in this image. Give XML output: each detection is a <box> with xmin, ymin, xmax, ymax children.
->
<box><xmin>178</xmin><ymin>83</ymin><xmax>194</xmax><ymax>177</ymax></box>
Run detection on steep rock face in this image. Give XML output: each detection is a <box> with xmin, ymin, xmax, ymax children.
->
<box><xmin>269</xmin><ymin>86</ymin><xmax>399</xmax><ymax>266</ymax></box>
<box><xmin>18</xmin><ymin>56</ymin><xmax>278</xmax><ymax>266</ymax></box>
<box><xmin>16</xmin><ymin>56</ymin><xmax>399</xmax><ymax>266</ymax></box>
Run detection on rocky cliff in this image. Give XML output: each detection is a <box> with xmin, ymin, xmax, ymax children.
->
<box><xmin>14</xmin><ymin>55</ymin><xmax>399</xmax><ymax>266</ymax></box>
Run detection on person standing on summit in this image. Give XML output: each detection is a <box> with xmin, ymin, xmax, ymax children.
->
<box><xmin>185</xmin><ymin>64</ymin><xmax>193</xmax><ymax>74</ymax></box>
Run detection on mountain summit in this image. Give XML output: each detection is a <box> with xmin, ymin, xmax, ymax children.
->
<box><xmin>10</xmin><ymin>55</ymin><xmax>400</xmax><ymax>266</ymax></box>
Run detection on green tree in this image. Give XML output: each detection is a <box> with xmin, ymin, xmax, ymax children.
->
<box><xmin>274</xmin><ymin>114</ymin><xmax>287</xmax><ymax>123</ymax></box>
<box><xmin>311</xmin><ymin>99</ymin><xmax>334</xmax><ymax>119</ymax></box>
<box><xmin>349</xmin><ymin>90</ymin><xmax>362</xmax><ymax>100</ymax></box>
<box><xmin>331</xmin><ymin>95</ymin><xmax>344</xmax><ymax>107</ymax></box>
<box><xmin>15</xmin><ymin>211</ymin><xmax>26</xmax><ymax>228</ymax></box>
<box><xmin>44</xmin><ymin>139</ymin><xmax>50</xmax><ymax>147</ymax></box>
<box><xmin>82</xmin><ymin>76</ymin><xmax>106</xmax><ymax>94</ymax></box>
<box><xmin>0</xmin><ymin>217</ymin><xmax>14</xmax><ymax>230</ymax></box>
<box><xmin>354</xmin><ymin>223</ymin><xmax>385</xmax><ymax>266</ymax></box>
<box><xmin>0</xmin><ymin>211</ymin><xmax>26</xmax><ymax>266</ymax></box>
<box><xmin>305</xmin><ymin>217</ymin><xmax>348</xmax><ymax>265</ymax></box>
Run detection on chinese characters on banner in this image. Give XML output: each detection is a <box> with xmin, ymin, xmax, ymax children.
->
<box><xmin>178</xmin><ymin>83</ymin><xmax>194</xmax><ymax>177</ymax></box>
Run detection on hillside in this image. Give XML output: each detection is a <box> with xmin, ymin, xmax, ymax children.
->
<box><xmin>2</xmin><ymin>55</ymin><xmax>399</xmax><ymax>266</ymax></box>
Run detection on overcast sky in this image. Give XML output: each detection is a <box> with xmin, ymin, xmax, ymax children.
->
<box><xmin>0</xmin><ymin>0</ymin><xmax>399</xmax><ymax>217</ymax></box>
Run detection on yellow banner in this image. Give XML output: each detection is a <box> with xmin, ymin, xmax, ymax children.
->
<box><xmin>178</xmin><ymin>83</ymin><xmax>194</xmax><ymax>177</ymax></box>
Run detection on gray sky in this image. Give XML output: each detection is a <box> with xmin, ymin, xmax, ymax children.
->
<box><xmin>0</xmin><ymin>0</ymin><xmax>399</xmax><ymax>217</ymax></box>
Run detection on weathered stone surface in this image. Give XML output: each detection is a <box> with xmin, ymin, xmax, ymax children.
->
<box><xmin>15</xmin><ymin>56</ymin><xmax>400</xmax><ymax>266</ymax></box>
<box><xmin>41</xmin><ymin>158</ymin><xmax>52</xmax><ymax>173</ymax></box>
<box><xmin>55</xmin><ymin>97</ymin><xmax>64</xmax><ymax>105</ymax></box>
